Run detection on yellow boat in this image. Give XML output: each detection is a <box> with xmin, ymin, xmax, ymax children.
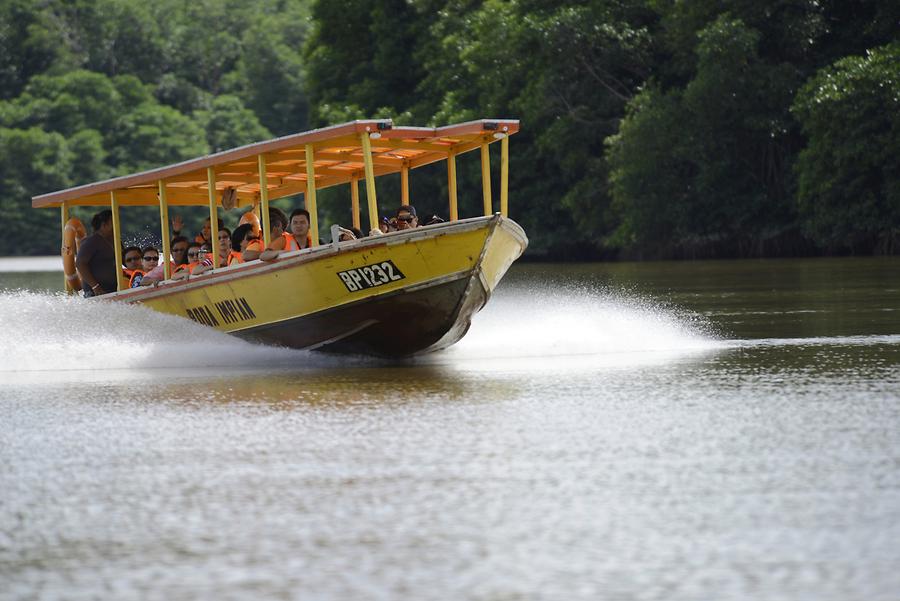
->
<box><xmin>32</xmin><ymin>119</ymin><xmax>527</xmax><ymax>356</ymax></box>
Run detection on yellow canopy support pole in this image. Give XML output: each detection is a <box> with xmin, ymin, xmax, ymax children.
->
<box><xmin>500</xmin><ymin>135</ymin><xmax>509</xmax><ymax>217</ymax></box>
<box><xmin>360</xmin><ymin>133</ymin><xmax>379</xmax><ymax>232</ymax></box>
<box><xmin>305</xmin><ymin>144</ymin><xmax>319</xmax><ymax>247</ymax></box>
<box><xmin>110</xmin><ymin>190</ymin><xmax>123</xmax><ymax>291</ymax></box>
<box><xmin>207</xmin><ymin>167</ymin><xmax>220</xmax><ymax>269</ymax></box>
<box><xmin>481</xmin><ymin>142</ymin><xmax>492</xmax><ymax>216</ymax></box>
<box><xmin>350</xmin><ymin>175</ymin><xmax>361</xmax><ymax>230</ymax></box>
<box><xmin>258</xmin><ymin>155</ymin><xmax>271</xmax><ymax>247</ymax></box>
<box><xmin>158</xmin><ymin>180</ymin><xmax>172</xmax><ymax>280</ymax></box>
<box><xmin>61</xmin><ymin>203</ymin><xmax>71</xmax><ymax>294</ymax></box>
<box><xmin>447</xmin><ymin>147</ymin><xmax>458</xmax><ymax>221</ymax></box>
<box><xmin>401</xmin><ymin>163</ymin><xmax>409</xmax><ymax>205</ymax></box>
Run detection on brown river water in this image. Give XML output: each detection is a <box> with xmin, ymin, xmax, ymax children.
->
<box><xmin>1</xmin><ymin>257</ymin><xmax>899</xmax><ymax>600</ymax></box>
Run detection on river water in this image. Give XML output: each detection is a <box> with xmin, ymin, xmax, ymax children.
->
<box><xmin>2</xmin><ymin>257</ymin><xmax>899</xmax><ymax>601</ymax></box>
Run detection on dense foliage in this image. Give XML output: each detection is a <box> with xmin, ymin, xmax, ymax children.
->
<box><xmin>1</xmin><ymin>0</ymin><xmax>898</xmax><ymax>257</ymax></box>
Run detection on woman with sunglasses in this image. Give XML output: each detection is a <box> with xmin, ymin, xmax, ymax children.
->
<box><xmin>121</xmin><ymin>246</ymin><xmax>143</xmax><ymax>287</ymax></box>
<box><xmin>128</xmin><ymin>246</ymin><xmax>159</xmax><ymax>288</ymax></box>
<box><xmin>172</xmin><ymin>242</ymin><xmax>214</xmax><ymax>279</ymax></box>
<box><xmin>191</xmin><ymin>227</ymin><xmax>235</xmax><ymax>276</ymax></box>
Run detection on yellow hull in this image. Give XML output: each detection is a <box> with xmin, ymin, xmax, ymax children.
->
<box><xmin>107</xmin><ymin>215</ymin><xmax>527</xmax><ymax>356</ymax></box>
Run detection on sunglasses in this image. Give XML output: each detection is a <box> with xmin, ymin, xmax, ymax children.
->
<box><xmin>143</xmin><ymin>255</ymin><xmax>159</xmax><ymax>261</ymax></box>
<box><xmin>188</xmin><ymin>251</ymin><xmax>200</xmax><ymax>257</ymax></box>
<box><xmin>397</xmin><ymin>216</ymin><xmax>414</xmax><ymax>223</ymax></box>
<box><xmin>125</xmin><ymin>256</ymin><xmax>141</xmax><ymax>262</ymax></box>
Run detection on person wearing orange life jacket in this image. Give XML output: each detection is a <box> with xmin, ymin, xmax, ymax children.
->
<box><xmin>228</xmin><ymin>224</ymin><xmax>258</xmax><ymax>266</ymax></box>
<box><xmin>192</xmin><ymin>228</ymin><xmax>234</xmax><ymax>276</ymax></box>
<box><xmin>170</xmin><ymin>214</ymin><xmax>224</xmax><ymax>248</ymax></box>
<box><xmin>260</xmin><ymin>209</ymin><xmax>315</xmax><ymax>263</ymax></box>
<box><xmin>193</xmin><ymin>217</ymin><xmax>224</xmax><ymax>247</ymax></box>
<box><xmin>130</xmin><ymin>246</ymin><xmax>159</xmax><ymax>287</ymax></box>
<box><xmin>121</xmin><ymin>246</ymin><xmax>143</xmax><ymax>289</ymax></box>
<box><xmin>243</xmin><ymin>207</ymin><xmax>288</xmax><ymax>262</ymax></box>
<box><xmin>284</xmin><ymin>208</ymin><xmax>314</xmax><ymax>251</ymax></box>
<box><xmin>172</xmin><ymin>243</ymin><xmax>212</xmax><ymax>280</ymax></box>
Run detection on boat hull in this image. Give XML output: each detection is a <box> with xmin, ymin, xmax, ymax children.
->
<box><xmin>108</xmin><ymin>215</ymin><xmax>527</xmax><ymax>357</ymax></box>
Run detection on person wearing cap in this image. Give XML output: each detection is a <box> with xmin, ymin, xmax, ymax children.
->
<box><xmin>243</xmin><ymin>207</ymin><xmax>287</xmax><ymax>261</ymax></box>
<box><xmin>227</xmin><ymin>224</ymin><xmax>259</xmax><ymax>266</ymax></box>
<box><xmin>395</xmin><ymin>205</ymin><xmax>418</xmax><ymax>230</ymax></box>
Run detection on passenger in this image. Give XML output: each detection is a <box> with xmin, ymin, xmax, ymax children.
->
<box><xmin>216</xmin><ymin>227</ymin><xmax>234</xmax><ymax>266</ymax></box>
<box><xmin>337</xmin><ymin>227</ymin><xmax>356</xmax><ymax>242</ymax></box>
<box><xmin>169</xmin><ymin>215</ymin><xmax>223</xmax><ymax>248</ymax></box>
<box><xmin>238</xmin><ymin>210</ymin><xmax>261</xmax><ymax>234</ymax></box>
<box><xmin>243</xmin><ymin>208</ymin><xmax>287</xmax><ymax>261</ymax></box>
<box><xmin>194</xmin><ymin>217</ymin><xmax>224</xmax><ymax>247</ymax></box>
<box><xmin>228</xmin><ymin>224</ymin><xmax>259</xmax><ymax>265</ymax></box>
<box><xmin>267</xmin><ymin>208</ymin><xmax>313</xmax><ymax>253</ymax></box>
<box><xmin>75</xmin><ymin>209</ymin><xmax>118</xmax><ymax>297</ymax></box>
<box><xmin>350</xmin><ymin>227</ymin><xmax>364</xmax><ymax>239</ymax></box>
<box><xmin>395</xmin><ymin>205</ymin><xmax>418</xmax><ymax>230</ymax></box>
<box><xmin>173</xmin><ymin>242</ymin><xmax>204</xmax><ymax>278</ymax></box>
<box><xmin>139</xmin><ymin>236</ymin><xmax>189</xmax><ymax>286</ymax></box>
<box><xmin>131</xmin><ymin>246</ymin><xmax>159</xmax><ymax>287</ymax></box>
<box><xmin>379</xmin><ymin>217</ymin><xmax>392</xmax><ymax>234</ymax></box>
<box><xmin>170</xmin><ymin>235</ymin><xmax>190</xmax><ymax>266</ymax></box>
<box><xmin>192</xmin><ymin>228</ymin><xmax>233</xmax><ymax>276</ymax></box>
<box><xmin>122</xmin><ymin>246</ymin><xmax>143</xmax><ymax>283</ymax></box>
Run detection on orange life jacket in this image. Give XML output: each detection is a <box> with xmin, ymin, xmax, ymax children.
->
<box><xmin>128</xmin><ymin>270</ymin><xmax>145</xmax><ymax>288</ymax></box>
<box><xmin>227</xmin><ymin>251</ymin><xmax>243</xmax><ymax>265</ymax></box>
<box><xmin>283</xmin><ymin>232</ymin><xmax>312</xmax><ymax>251</ymax></box>
<box><xmin>121</xmin><ymin>268</ymin><xmax>142</xmax><ymax>289</ymax></box>
<box><xmin>174</xmin><ymin>261</ymin><xmax>203</xmax><ymax>274</ymax></box>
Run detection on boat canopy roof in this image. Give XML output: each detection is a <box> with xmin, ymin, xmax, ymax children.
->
<box><xmin>32</xmin><ymin>119</ymin><xmax>519</xmax><ymax>209</ymax></box>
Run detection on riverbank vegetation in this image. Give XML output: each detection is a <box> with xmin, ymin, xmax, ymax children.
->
<box><xmin>2</xmin><ymin>0</ymin><xmax>897</xmax><ymax>258</ymax></box>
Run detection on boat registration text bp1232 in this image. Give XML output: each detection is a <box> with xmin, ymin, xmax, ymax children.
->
<box><xmin>338</xmin><ymin>260</ymin><xmax>406</xmax><ymax>292</ymax></box>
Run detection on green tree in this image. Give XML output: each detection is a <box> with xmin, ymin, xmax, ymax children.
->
<box><xmin>792</xmin><ymin>42</ymin><xmax>900</xmax><ymax>253</ymax></box>
<box><xmin>305</xmin><ymin>0</ymin><xmax>434</xmax><ymax>123</ymax></box>
<box><xmin>225</xmin><ymin>12</ymin><xmax>310</xmax><ymax>135</ymax></box>
<box><xmin>2</xmin><ymin>70</ymin><xmax>152</xmax><ymax>138</ymax></box>
<box><xmin>608</xmin><ymin>16</ymin><xmax>803</xmax><ymax>257</ymax></box>
<box><xmin>195</xmin><ymin>95</ymin><xmax>271</xmax><ymax>152</ymax></box>
<box><xmin>45</xmin><ymin>0</ymin><xmax>166</xmax><ymax>80</ymax></box>
<box><xmin>0</xmin><ymin>127</ymin><xmax>86</xmax><ymax>254</ymax></box>
<box><xmin>0</xmin><ymin>0</ymin><xmax>61</xmax><ymax>100</ymax></box>
<box><xmin>107</xmin><ymin>103</ymin><xmax>208</xmax><ymax>172</ymax></box>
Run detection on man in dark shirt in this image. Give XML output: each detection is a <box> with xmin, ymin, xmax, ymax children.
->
<box><xmin>75</xmin><ymin>209</ymin><xmax>118</xmax><ymax>297</ymax></box>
